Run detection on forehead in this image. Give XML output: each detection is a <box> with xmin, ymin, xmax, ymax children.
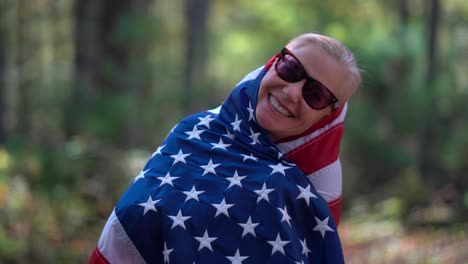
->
<box><xmin>285</xmin><ymin>43</ymin><xmax>350</xmax><ymax>102</ymax></box>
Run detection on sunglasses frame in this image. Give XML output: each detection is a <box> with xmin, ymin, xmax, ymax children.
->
<box><xmin>275</xmin><ymin>47</ymin><xmax>339</xmax><ymax>111</ymax></box>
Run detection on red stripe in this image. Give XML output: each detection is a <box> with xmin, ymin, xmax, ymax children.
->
<box><xmin>264</xmin><ymin>54</ymin><xmax>278</xmax><ymax>72</ymax></box>
<box><xmin>89</xmin><ymin>247</ymin><xmax>110</xmax><ymax>264</ymax></box>
<box><xmin>328</xmin><ymin>196</ymin><xmax>342</xmax><ymax>226</ymax></box>
<box><xmin>285</xmin><ymin>124</ymin><xmax>344</xmax><ymax>175</ymax></box>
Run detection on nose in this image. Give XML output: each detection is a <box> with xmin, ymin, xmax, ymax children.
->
<box><xmin>281</xmin><ymin>81</ymin><xmax>304</xmax><ymax>104</ymax></box>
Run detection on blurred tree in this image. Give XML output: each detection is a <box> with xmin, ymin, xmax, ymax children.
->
<box><xmin>65</xmin><ymin>0</ymin><xmax>98</xmax><ymax>138</ymax></box>
<box><xmin>0</xmin><ymin>1</ymin><xmax>7</xmax><ymax>144</ymax></box>
<box><xmin>68</xmin><ymin>0</ymin><xmax>154</xmax><ymax>147</ymax></box>
<box><xmin>419</xmin><ymin>0</ymin><xmax>441</xmax><ymax>190</ymax></box>
<box><xmin>16</xmin><ymin>0</ymin><xmax>32</xmax><ymax>141</ymax></box>
<box><xmin>182</xmin><ymin>0</ymin><xmax>212</xmax><ymax>114</ymax></box>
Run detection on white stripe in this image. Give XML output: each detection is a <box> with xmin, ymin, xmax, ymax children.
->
<box><xmin>306</xmin><ymin>159</ymin><xmax>342</xmax><ymax>202</ymax></box>
<box><xmin>236</xmin><ymin>66</ymin><xmax>263</xmax><ymax>86</ymax></box>
<box><xmin>276</xmin><ymin>103</ymin><xmax>348</xmax><ymax>154</ymax></box>
<box><xmin>207</xmin><ymin>67</ymin><xmax>263</xmax><ymax>121</ymax></box>
<box><xmin>98</xmin><ymin>210</ymin><xmax>146</xmax><ymax>264</ymax></box>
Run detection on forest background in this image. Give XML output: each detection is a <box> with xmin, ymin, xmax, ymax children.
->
<box><xmin>0</xmin><ymin>0</ymin><xmax>467</xmax><ymax>263</ymax></box>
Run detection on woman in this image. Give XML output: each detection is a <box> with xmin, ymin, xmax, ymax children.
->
<box><xmin>90</xmin><ymin>33</ymin><xmax>361</xmax><ymax>264</ymax></box>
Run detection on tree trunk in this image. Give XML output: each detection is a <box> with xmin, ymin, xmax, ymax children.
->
<box><xmin>419</xmin><ymin>0</ymin><xmax>440</xmax><ymax>188</ymax></box>
<box><xmin>16</xmin><ymin>0</ymin><xmax>32</xmax><ymax>140</ymax></box>
<box><xmin>182</xmin><ymin>0</ymin><xmax>211</xmax><ymax>114</ymax></box>
<box><xmin>0</xmin><ymin>2</ymin><xmax>7</xmax><ymax>144</ymax></box>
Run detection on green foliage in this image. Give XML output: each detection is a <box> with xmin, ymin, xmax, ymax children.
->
<box><xmin>1</xmin><ymin>0</ymin><xmax>467</xmax><ymax>262</ymax></box>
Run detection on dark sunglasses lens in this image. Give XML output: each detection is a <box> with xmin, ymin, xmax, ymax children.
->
<box><xmin>276</xmin><ymin>54</ymin><xmax>304</xmax><ymax>82</ymax></box>
<box><xmin>302</xmin><ymin>82</ymin><xmax>331</xmax><ymax>110</ymax></box>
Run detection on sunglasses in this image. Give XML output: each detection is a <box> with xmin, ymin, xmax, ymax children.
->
<box><xmin>275</xmin><ymin>47</ymin><xmax>339</xmax><ymax>111</ymax></box>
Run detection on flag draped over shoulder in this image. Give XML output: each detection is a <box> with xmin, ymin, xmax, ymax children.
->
<box><xmin>90</xmin><ymin>65</ymin><xmax>345</xmax><ymax>264</ymax></box>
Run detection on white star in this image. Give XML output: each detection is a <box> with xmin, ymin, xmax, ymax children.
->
<box><xmin>277</xmin><ymin>206</ymin><xmax>292</xmax><ymax>227</ymax></box>
<box><xmin>278</xmin><ymin>152</ymin><xmax>284</xmax><ymax>160</ymax></box>
<box><xmin>194</xmin><ymin>230</ymin><xmax>217</xmax><ymax>251</ymax></box>
<box><xmin>249</xmin><ymin>128</ymin><xmax>261</xmax><ymax>145</ymax></box>
<box><xmin>162</xmin><ymin>242</ymin><xmax>173</xmax><ymax>264</ymax></box>
<box><xmin>226</xmin><ymin>170</ymin><xmax>247</xmax><ymax>189</ymax></box>
<box><xmin>296</xmin><ymin>184</ymin><xmax>317</xmax><ymax>206</ymax></box>
<box><xmin>254</xmin><ymin>183</ymin><xmax>275</xmax><ymax>203</ymax></box>
<box><xmin>211</xmin><ymin>198</ymin><xmax>235</xmax><ymax>217</ymax></box>
<box><xmin>197</xmin><ymin>115</ymin><xmax>215</xmax><ymax>129</ymax></box>
<box><xmin>170</xmin><ymin>149</ymin><xmax>191</xmax><ymax>165</ymax></box>
<box><xmin>183</xmin><ymin>186</ymin><xmax>205</xmax><ymax>202</ymax></box>
<box><xmin>211</xmin><ymin>137</ymin><xmax>231</xmax><ymax>150</ymax></box>
<box><xmin>300</xmin><ymin>238</ymin><xmax>311</xmax><ymax>255</ymax></box>
<box><xmin>158</xmin><ymin>172</ymin><xmax>179</xmax><ymax>187</ymax></box>
<box><xmin>138</xmin><ymin>196</ymin><xmax>161</xmax><ymax>215</ymax></box>
<box><xmin>133</xmin><ymin>169</ymin><xmax>150</xmax><ymax>183</ymax></box>
<box><xmin>247</xmin><ymin>101</ymin><xmax>255</xmax><ymax>121</ymax></box>
<box><xmin>313</xmin><ymin>216</ymin><xmax>335</xmax><ymax>239</ymax></box>
<box><xmin>238</xmin><ymin>216</ymin><xmax>259</xmax><ymax>237</ymax></box>
<box><xmin>200</xmin><ymin>159</ymin><xmax>221</xmax><ymax>176</ymax></box>
<box><xmin>151</xmin><ymin>145</ymin><xmax>165</xmax><ymax>157</ymax></box>
<box><xmin>241</xmin><ymin>153</ymin><xmax>258</xmax><ymax>162</ymax></box>
<box><xmin>224</xmin><ymin>128</ymin><xmax>236</xmax><ymax>140</ymax></box>
<box><xmin>269</xmin><ymin>163</ymin><xmax>291</xmax><ymax>176</ymax></box>
<box><xmin>185</xmin><ymin>126</ymin><xmax>204</xmax><ymax>140</ymax></box>
<box><xmin>226</xmin><ymin>249</ymin><xmax>249</xmax><ymax>264</ymax></box>
<box><xmin>230</xmin><ymin>114</ymin><xmax>242</xmax><ymax>132</ymax></box>
<box><xmin>267</xmin><ymin>233</ymin><xmax>290</xmax><ymax>256</ymax></box>
<box><xmin>168</xmin><ymin>209</ymin><xmax>191</xmax><ymax>230</ymax></box>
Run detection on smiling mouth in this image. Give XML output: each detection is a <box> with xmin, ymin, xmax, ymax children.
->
<box><xmin>268</xmin><ymin>94</ymin><xmax>294</xmax><ymax>118</ymax></box>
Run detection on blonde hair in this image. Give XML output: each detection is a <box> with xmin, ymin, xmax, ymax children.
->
<box><xmin>287</xmin><ymin>33</ymin><xmax>362</xmax><ymax>100</ymax></box>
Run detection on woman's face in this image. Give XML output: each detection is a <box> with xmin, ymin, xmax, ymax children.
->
<box><xmin>256</xmin><ymin>44</ymin><xmax>349</xmax><ymax>142</ymax></box>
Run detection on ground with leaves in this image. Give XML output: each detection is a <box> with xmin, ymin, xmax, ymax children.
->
<box><xmin>340</xmin><ymin>220</ymin><xmax>468</xmax><ymax>264</ymax></box>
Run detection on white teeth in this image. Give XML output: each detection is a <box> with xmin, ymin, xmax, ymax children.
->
<box><xmin>269</xmin><ymin>95</ymin><xmax>293</xmax><ymax>117</ymax></box>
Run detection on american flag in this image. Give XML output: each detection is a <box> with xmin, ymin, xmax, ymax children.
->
<box><xmin>90</xmin><ymin>64</ymin><xmax>345</xmax><ymax>264</ymax></box>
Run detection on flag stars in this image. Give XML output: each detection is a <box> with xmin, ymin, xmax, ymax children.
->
<box><xmin>200</xmin><ymin>159</ymin><xmax>221</xmax><ymax>176</ymax></box>
<box><xmin>269</xmin><ymin>163</ymin><xmax>291</xmax><ymax>176</ymax></box>
<box><xmin>194</xmin><ymin>230</ymin><xmax>217</xmax><ymax>252</ymax></box>
<box><xmin>277</xmin><ymin>152</ymin><xmax>284</xmax><ymax>160</ymax></box>
<box><xmin>183</xmin><ymin>186</ymin><xmax>204</xmax><ymax>202</ymax></box>
<box><xmin>238</xmin><ymin>216</ymin><xmax>259</xmax><ymax>238</ymax></box>
<box><xmin>133</xmin><ymin>169</ymin><xmax>150</xmax><ymax>183</ymax></box>
<box><xmin>211</xmin><ymin>198</ymin><xmax>235</xmax><ymax>218</ymax></box>
<box><xmin>168</xmin><ymin>210</ymin><xmax>191</xmax><ymax>230</ymax></box>
<box><xmin>249</xmin><ymin>128</ymin><xmax>261</xmax><ymax>145</ymax></box>
<box><xmin>226</xmin><ymin>249</ymin><xmax>249</xmax><ymax>264</ymax></box>
<box><xmin>185</xmin><ymin>126</ymin><xmax>204</xmax><ymax>140</ymax></box>
<box><xmin>162</xmin><ymin>242</ymin><xmax>173</xmax><ymax>264</ymax></box>
<box><xmin>241</xmin><ymin>153</ymin><xmax>258</xmax><ymax>162</ymax></box>
<box><xmin>224</xmin><ymin>128</ymin><xmax>236</xmax><ymax>140</ymax></box>
<box><xmin>296</xmin><ymin>184</ymin><xmax>317</xmax><ymax>206</ymax></box>
<box><xmin>138</xmin><ymin>196</ymin><xmax>161</xmax><ymax>216</ymax></box>
<box><xmin>158</xmin><ymin>172</ymin><xmax>179</xmax><ymax>187</ymax></box>
<box><xmin>197</xmin><ymin>115</ymin><xmax>215</xmax><ymax>129</ymax></box>
<box><xmin>211</xmin><ymin>138</ymin><xmax>231</xmax><ymax>151</ymax></box>
<box><xmin>254</xmin><ymin>183</ymin><xmax>275</xmax><ymax>203</ymax></box>
<box><xmin>247</xmin><ymin>101</ymin><xmax>255</xmax><ymax>121</ymax></box>
<box><xmin>152</xmin><ymin>145</ymin><xmax>165</xmax><ymax>157</ymax></box>
<box><xmin>277</xmin><ymin>206</ymin><xmax>292</xmax><ymax>227</ymax></box>
<box><xmin>226</xmin><ymin>170</ymin><xmax>247</xmax><ymax>189</ymax></box>
<box><xmin>313</xmin><ymin>216</ymin><xmax>335</xmax><ymax>239</ymax></box>
<box><xmin>267</xmin><ymin>233</ymin><xmax>290</xmax><ymax>256</ymax></box>
<box><xmin>230</xmin><ymin>114</ymin><xmax>242</xmax><ymax>132</ymax></box>
<box><xmin>170</xmin><ymin>149</ymin><xmax>191</xmax><ymax>165</ymax></box>
<box><xmin>300</xmin><ymin>238</ymin><xmax>311</xmax><ymax>255</ymax></box>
